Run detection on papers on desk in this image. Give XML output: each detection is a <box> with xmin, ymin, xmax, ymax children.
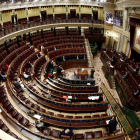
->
<box><xmin>68</xmin><ymin>96</ymin><xmax>72</xmax><ymax>99</ymax></box>
<box><xmin>53</xmin><ymin>72</ymin><xmax>56</xmax><ymax>74</ymax></box>
<box><xmin>0</xmin><ymin>108</ymin><xmax>2</xmax><ymax>113</ymax></box>
<box><xmin>88</xmin><ymin>96</ymin><xmax>99</xmax><ymax>100</ymax></box>
<box><xmin>87</xmin><ymin>83</ymin><xmax>91</xmax><ymax>86</ymax></box>
<box><xmin>33</xmin><ymin>114</ymin><xmax>42</xmax><ymax>119</ymax></box>
<box><xmin>106</xmin><ymin>120</ymin><xmax>110</xmax><ymax>124</ymax></box>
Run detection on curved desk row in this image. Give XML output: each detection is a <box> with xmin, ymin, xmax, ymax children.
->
<box><xmin>37</xmin><ymin>38</ymin><xmax>85</xmax><ymax>50</ymax></box>
<box><xmin>47</xmin><ymin>78</ymin><xmax>98</xmax><ymax>92</ymax></box>
<box><xmin>48</xmin><ymin>48</ymin><xmax>86</xmax><ymax>59</ymax></box>
<box><xmin>35</xmin><ymin>77</ymin><xmax>102</xmax><ymax>97</ymax></box>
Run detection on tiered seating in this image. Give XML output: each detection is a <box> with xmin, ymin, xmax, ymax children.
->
<box><xmin>18</xmin><ymin>18</ymin><xmax>27</xmax><ymax>24</ymax></box>
<box><xmin>0</xmin><ymin>85</ymin><xmax>30</xmax><ymax>127</ymax></box>
<box><xmin>48</xmin><ymin>48</ymin><xmax>86</xmax><ymax>59</ymax></box>
<box><xmin>69</xmin><ymin>29</ymin><xmax>79</xmax><ymax>35</ymax></box>
<box><xmin>58</xmin><ymin>75</ymin><xmax>95</xmax><ymax>85</ymax></box>
<box><xmin>47</xmin><ymin>77</ymin><xmax>98</xmax><ymax>92</ymax></box>
<box><xmin>8</xmin><ymin>48</ymin><xmax>34</xmax><ymax>81</ymax></box>
<box><xmin>29</xmin><ymin>16</ymin><xmax>40</xmax><ymax>23</ymax></box>
<box><xmin>33</xmin><ymin>56</ymin><xmax>47</xmax><ymax>80</ymax></box>
<box><xmin>0</xmin><ymin>44</ymin><xmax>29</xmax><ymax>73</ymax></box>
<box><xmin>3</xmin><ymin>21</ymin><xmax>14</xmax><ymax>30</ymax></box>
<box><xmin>84</xmin><ymin>29</ymin><xmax>105</xmax><ymax>42</ymax></box>
<box><xmin>20</xmin><ymin>51</ymin><xmax>40</xmax><ymax>76</ymax></box>
<box><xmin>81</xmin><ymin>14</ymin><xmax>91</xmax><ymax>20</ymax></box>
<box><xmin>55</xmin><ymin>14</ymin><xmax>66</xmax><ymax>20</ymax></box>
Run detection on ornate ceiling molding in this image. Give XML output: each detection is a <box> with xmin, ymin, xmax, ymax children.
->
<box><xmin>0</xmin><ymin>1</ymin><xmax>115</xmax><ymax>10</ymax></box>
<box><xmin>115</xmin><ymin>0</ymin><xmax>140</xmax><ymax>8</ymax></box>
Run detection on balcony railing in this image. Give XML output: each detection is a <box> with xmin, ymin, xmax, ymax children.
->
<box><xmin>0</xmin><ymin>0</ymin><xmax>114</xmax><ymax>3</ymax></box>
<box><xmin>0</xmin><ymin>19</ymin><xmax>104</xmax><ymax>38</ymax></box>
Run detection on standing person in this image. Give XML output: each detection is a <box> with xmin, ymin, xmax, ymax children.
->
<box><xmin>107</xmin><ymin>117</ymin><xmax>118</xmax><ymax>134</ymax></box>
<box><xmin>61</xmin><ymin>128</ymin><xmax>73</xmax><ymax>138</ymax></box>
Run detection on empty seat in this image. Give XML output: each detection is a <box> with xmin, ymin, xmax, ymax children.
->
<box><xmin>41</xmin><ymin>127</ymin><xmax>51</xmax><ymax>136</ymax></box>
<box><xmin>10</xmin><ymin>132</ymin><xmax>18</xmax><ymax>139</ymax></box>
<box><xmin>9</xmin><ymin>109</ymin><xmax>18</xmax><ymax>117</ymax></box>
<box><xmin>94</xmin><ymin>130</ymin><xmax>103</xmax><ymax>138</ymax></box>
<box><xmin>0</xmin><ymin>124</ymin><xmax>9</xmax><ymax>133</ymax></box>
<box><xmin>0</xmin><ymin>119</ymin><xmax>4</xmax><ymax>127</ymax></box>
<box><xmin>85</xmin><ymin>131</ymin><xmax>94</xmax><ymax>139</ymax></box>
<box><xmin>74</xmin><ymin>133</ymin><xmax>84</xmax><ymax>140</ymax></box>
<box><xmin>14</xmin><ymin>113</ymin><xmax>23</xmax><ymax>122</ymax></box>
<box><xmin>19</xmin><ymin>117</ymin><xmax>30</xmax><ymax>126</ymax></box>
<box><xmin>51</xmin><ymin>129</ymin><xmax>61</xmax><ymax>138</ymax></box>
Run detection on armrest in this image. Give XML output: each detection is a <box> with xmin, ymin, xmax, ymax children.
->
<box><xmin>61</xmin><ymin>135</ymin><xmax>71</xmax><ymax>138</ymax></box>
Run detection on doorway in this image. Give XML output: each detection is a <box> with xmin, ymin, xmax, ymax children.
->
<box><xmin>113</xmin><ymin>40</ymin><xmax>118</xmax><ymax>50</ymax></box>
<box><xmin>41</xmin><ymin>11</ymin><xmax>47</xmax><ymax>21</ymax></box>
<box><xmin>11</xmin><ymin>15</ymin><xmax>17</xmax><ymax>24</ymax></box>
<box><xmin>93</xmin><ymin>11</ymin><xmax>98</xmax><ymax>20</ymax></box>
<box><xmin>70</xmin><ymin>9</ymin><xmax>76</xmax><ymax>18</ymax></box>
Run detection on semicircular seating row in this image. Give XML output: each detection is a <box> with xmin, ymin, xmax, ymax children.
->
<box><xmin>0</xmin><ymin>31</ymin><xmax>119</xmax><ymax>140</ymax></box>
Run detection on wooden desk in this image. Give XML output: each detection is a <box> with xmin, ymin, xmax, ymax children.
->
<box><xmin>77</xmin><ymin>69</ymin><xmax>88</xmax><ymax>79</ymax></box>
<box><xmin>77</xmin><ymin>69</ymin><xmax>88</xmax><ymax>76</ymax></box>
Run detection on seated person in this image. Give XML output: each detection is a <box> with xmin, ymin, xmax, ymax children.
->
<box><xmin>133</xmin><ymin>90</ymin><xmax>139</xmax><ymax>98</ymax></box>
<box><xmin>23</xmin><ymin>72</ymin><xmax>30</xmax><ymax>79</ymax></box>
<box><xmin>120</xmin><ymin>52</ymin><xmax>125</xmax><ymax>57</ymax></box>
<box><xmin>46</xmin><ymin>92</ymin><xmax>52</xmax><ymax>99</ymax></box>
<box><xmin>27</xmin><ymin>110</ymin><xmax>35</xmax><ymax>116</ymax></box>
<box><xmin>36</xmin><ymin>54</ymin><xmax>40</xmax><ymax>59</ymax></box>
<box><xmin>27</xmin><ymin>61</ymin><xmax>33</xmax><ymax>68</ymax></box>
<box><xmin>107</xmin><ymin>117</ymin><xmax>118</xmax><ymax>134</ymax></box>
<box><xmin>61</xmin><ymin>128</ymin><xmax>73</xmax><ymax>138</ymax></box>
<box><xmin>2</xmin><ymin>64</ymin><xmax>8</xmax><ymax>71</ymax></box>
<box><xmin>78</xmin><ymin>66</ymin><xmax>81</xmax><ymax>70</ymax></box>
<box><xmin>13</xmin><ymin>80</ymin><xmax>21</xmax><ymax>89</ymax></box>
<box><xmin>97</xmin><ymin>95</ymin><xmax>103</xmax><ymax>102</ymax></box>
<box><xmin>122</xmin><ymin>72</ymin><xmax>128</xmax><ymax>79</ymax></box>
<box><xmin>0</xmin><ymin>70</ymin><xmax>7</xmax><ymax>81</ymax></box>
<box><xmin>34</xmin><ymin>118</ymin><xmax>44</xmax><ymax>130</ymax></box>
<box><xmin>41</xmin><ymin>45</ymin><xmax>44</xmax><ymax>51</ymax></box>
<box><xmin>130</xmin><ymin>58</ymin><xmax>135</xmax><ymax>64</ymax></box>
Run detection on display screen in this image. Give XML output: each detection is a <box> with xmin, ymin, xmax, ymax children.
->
<box><xmin>106</xmin><ymin>12</ymin><xmax>114</xmax><ymax>24</ymax></box>
<box><xmin>114</xmin><ymin>11</ymin><xmax>123</xmax><ymax>26</ymax></box>
<box><xmin>134</xmin><ymin>27</ymin><xmax>140</xmax><ymax>53</ymax></box>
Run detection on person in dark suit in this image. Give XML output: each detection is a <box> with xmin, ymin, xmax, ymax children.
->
<box><xmin>27</xmin><ymin>61</ymin><xmax>33</xmax><ymax>68</ymax></box>
<box><xmin>13</xmin><ymin>80</ymin><xmax>21</xmax><ymax>89</ymax></box>
<box><xmin>61</xmin><ymin>128</ymin><xmax>73</xmax><ymax>138</ymax></box>
<box><xmin>107</xmin><ymin>117</ymin><xmax>118</xmax><ymax>134</ymax></box>
<box><xmin>97</xmin><ymin>95</ymin><xmax>103</xmax><ymax>102</ymax></box>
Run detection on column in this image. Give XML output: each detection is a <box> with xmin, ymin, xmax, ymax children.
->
<box><xmin>78</xmin><ymin>26</ymin><xmax>81</xmax><ymax>35</ymax></box>
<box><xmin>28</xmin><ymin>32</ymin><xmax>32</xmax><ymax>45</ymax></box>
<box><xmin>39</xmin><ymin>6</ymin><xmax>42</xmax><ymax>22</ymax></box>
<box><xmin>79</xmin><ymin>6</ymin><xmax>81</xmax><ymax>20</ymax></box>
<box><xmin>65</xmin><ymin>26</ymin><xmax>68</xmax><ymax>35</ymax></box>
<box><xmin>91</xmin><ymin>6</ymin><xmax>93</xmax><ymax>20</ymax></box>
<box><xmin>53</xmin><ymin>6</ymin><xmax>55</xmax><ymax>20</ymax></box>
<box><xmin>123</xmin><ymin>8</ymin><xmax>128</xmax><ymax>31</ymax></box>
<box><xmin>0</xmin><ymin>12</ymin><xmax>4</xmax><ymax>31</ymax></box>
<box><xmin>66</xmin><ymin>6</ymin><xmax>68</xmax><ymax>20</ymax></box>
<box><xmin>26</xmin><ymin>7</ymin><xmax>29</xmax><ymax>24</ymax></box>
<box><xmin>4</xmin><ymin>41</ymin><xmax>9</xmax><ymax>54</ymax></box>
<box><xmin>54</xmin><ymin>28</ymin><xmax>56</xmax><ymax>36</ymax></box>
<box><xmin>17</xmin><ymin>36</ymin><xmax>20</xmax><ymax>48</ymax></box>
<box><xmin>41</xmin><ymin>29</ymin><xmax>44</xmax><ymax>39</ymax></box>
<box><xmin>13</xmin><ymin>9</ymin><xmax>16</xmax><ymax>26</ymax></box>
